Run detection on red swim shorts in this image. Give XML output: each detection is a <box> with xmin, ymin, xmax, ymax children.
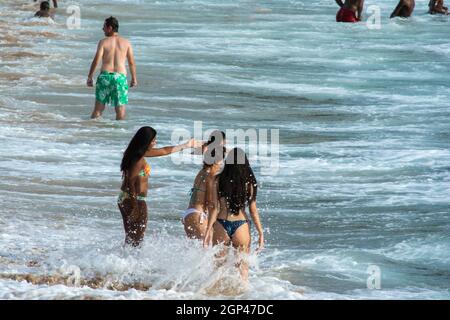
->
<box><xmin>336</xmin><ymin>7</ymin><xmax>360</xmax><ymax>23</ymax></box>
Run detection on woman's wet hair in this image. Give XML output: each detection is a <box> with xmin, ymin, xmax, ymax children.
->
<box><xmin>121</xmin><ymin>126</ymin><xmax>156</xmax><ymax>174</ymax></box>
<box><xmin>218</xmin><ymin>148</ymin><xmax>257</xmax><ymax>215</ymax></box>
<box><xmin>105</xmin><ymin>16</ymin><xmax>119</xmax><ymax>32</ymax></box>
<box><xmin>203</xmin><ymin>130</ymin><xmax>226</xmax><ymax>167</ymax></box>
<box><xmin>41</xmin><ymin>1</ymin><xmax>50</xmax><ymax>10</ymax></box>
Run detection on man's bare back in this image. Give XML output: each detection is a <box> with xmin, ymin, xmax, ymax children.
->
<box><xmin>98</xmin><ymin>35</ymin><xmax>131</xmax><ymax>75</ymax></box>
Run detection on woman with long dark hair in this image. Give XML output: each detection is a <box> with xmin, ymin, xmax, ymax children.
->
<box><xmin>203</xmin><ymin>148</ymin><xmax>264</xmax><ymax>281</ymax></box>
<box><xmin>183</xmin><ymin>130</ymin><xmax>226</xmax><ymax>239</ymax></box>
<box><xmin>119</xmin><ymin>126</ymin><xmax>201</xmax><ymax>247</ymax></box>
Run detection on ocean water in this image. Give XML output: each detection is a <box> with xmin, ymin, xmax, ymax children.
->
<box><xmin>0</xmin><ymin>0</ymin><xmax>449</xmax><ymax>299</ymax></box>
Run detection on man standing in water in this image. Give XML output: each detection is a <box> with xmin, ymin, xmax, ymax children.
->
<box><xmin>335</xmin><ymin>0</ymin><xmax>364</xmax><ymax>23</ymax></box>
<box><xmin>87</xmin><ymin>17</ymin><xmax>137</xmax><ymax>120</ymax></box>
<box><xmin>390</xmin><ymin>0</ymin><xmax>415</xmax><ymax>18</ymax></box>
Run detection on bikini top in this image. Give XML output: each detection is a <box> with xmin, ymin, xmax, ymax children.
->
<box><xmin>190</xmin><ymin>186</ymin><xmax>206</xmax><ymax>195</ymax></box>
<box><xmin>189</xmin><ymin>169</ymin><xmax>209</xmax><ymax>198</ymax></box>
<box><xmin>138</xmin><ymin>159</ymin><xmax>151</xmax><ymax>177</ymax></box>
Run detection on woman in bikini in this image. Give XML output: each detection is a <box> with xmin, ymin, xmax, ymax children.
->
<box><xmin>203</xmin><ymin>148</ymin><xmax>264</xmax><ymax>281</ymax></box>
<box><xmin>118</xmin><ymin>126</ymin><xmax>201</xmax><ymax>247</ymax></box>
<box><xmin>183</xmin><ymin>131</ymin><xmax>226</xmax><ymax>240</ymax></box>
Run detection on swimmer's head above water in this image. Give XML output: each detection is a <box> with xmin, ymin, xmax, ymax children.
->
<box><xmin>34</xmin><ymin>1</ymin><xmax>52</xmax><ymax>18</ymax></box>
<box><xmin>34</xmin><ymin>0</ymin><xmax>57</xmax><ymax>8</ymax></box>
<box><xmin>40</xmin><ymin>1</ymin><xmax>50</xmax><ymax>11</ymax></box>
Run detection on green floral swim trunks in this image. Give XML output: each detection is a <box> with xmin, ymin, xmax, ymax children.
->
<box><xmin>95</xmin><ymin>71</ymin><xmax>129</xmax><ymax>107</ymax></box>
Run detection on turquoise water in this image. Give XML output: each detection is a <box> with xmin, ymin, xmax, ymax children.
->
<box><xmin>0</xmin><ymin>0</ymin><xmax>449</xmax><ymax>299</ymax></box>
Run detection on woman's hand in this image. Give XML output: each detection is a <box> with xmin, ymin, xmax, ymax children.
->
<box><xmin>185</xmin><ymin>139</ymin><xmax>204</xmax><ymax>149</ymax></box>
<box><xmin>256</xmin><ymin>232</ymin><xmax>264</xmax><ymax>254</ymax></box>
<box><xmin>203</xmin><ymin>228</ymin><xmax>213</xmax><ymax>248</ymax></box>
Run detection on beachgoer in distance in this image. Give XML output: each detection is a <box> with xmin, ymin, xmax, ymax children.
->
<box><xmin>34</xmin><ymin>0</ymin><xmax>57</xmax><ymax>8</ymax></box>
<box><xmin>390</xmin><ymin>0</ymin><xmax>415</xmax><ymax>18</ymax></box>
<box><xmin>87</xmin><ymin>17</ymin><xmax>137</xmax><ymax>120</ymax></box>
<box><xmin>428</xmin><ymin>0</ymin><xmax>449</xmax><ymax>14</ymax></box>
<box><xmin>34</xmin><ymin>1</ymin><xmax>53</xmax><ymax>18</ymax></box>
<box><xmin>335</xmin><ymin>0</ymin><xmax>364</xmax><ymax>23</ymax></box>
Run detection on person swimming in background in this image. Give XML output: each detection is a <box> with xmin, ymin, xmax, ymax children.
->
<box><xmin>335</xmin><ymin>0</ymin><xmax>364</xmax><ymax>23</ymax></box>
<box><xmin>87</xmin><ymin>17</ymin><xmax>137</xmax><ymax>120</ymax></box>
<box><xmin>183</xmin><ymin>131</ymin><xmax>226</xmax><ymax>240</ymax></box>
<box><xmin>34</xmin><ymin>1</ymin><xmax>54</xmax><ymax>18</ymax></box>
<box><xmin>428</xmin><ymin>0</ymin><xmax>449</xmax><ymax>14</ymax></box>
<box><xmin>390</xmin><ymin>0</ymin><xmax>415</xmax><ymax>18</ymax></box>
<box><xmin>119</xmin><ymin>126</ymin><xmax>202</xmax><ymax>247</ymax></box>
<box><xmin>34</xmin><ymin>0</ymin><xmax>57</xmax><ymax>8</ymax></box>
<box><xmin>203</xmin><ymin>148</ymin><xmax>264</xmax><ymax>282</ymax></box>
